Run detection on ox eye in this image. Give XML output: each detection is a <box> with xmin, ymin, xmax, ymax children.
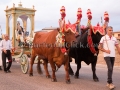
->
<box><xmin>66</xmin><ymin>31</ymin><xmax>70</xmax><ymax>34</ymax></box>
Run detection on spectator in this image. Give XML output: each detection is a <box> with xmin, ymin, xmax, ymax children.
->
<box><xmin>0</xmin><ymin>34</ymin><xmax>14</xmax><ymax>73</ymax></box>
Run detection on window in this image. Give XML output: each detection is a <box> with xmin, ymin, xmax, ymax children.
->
<box><xmin>118</xmin><ymin>34</ymin><xmax>120</xmax><ymax>37</ymax></box>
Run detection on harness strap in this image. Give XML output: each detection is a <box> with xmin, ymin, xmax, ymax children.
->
<box><xmin>87</xmin><ymin>35</ymin><xmax>97</xmax><ymax>54</ymax></box>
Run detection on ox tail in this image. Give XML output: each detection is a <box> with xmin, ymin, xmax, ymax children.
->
<box><xmin>55</xmin><ymin>64</ymin><xmax>59</xmax><ymax>72</ymax></box>
<box><xmin>37</xmin><ymin>60</ymin><xmax>43</xmax><ymax>75</ymax></box>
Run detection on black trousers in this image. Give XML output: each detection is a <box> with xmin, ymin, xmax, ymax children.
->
<box><xmin>2</xmin><ymin>50</ymin><xmax>12</xmax><ymax>71</ymax></box>
<box><xmin>104</xmin><ymin>57</ymin><xmax>115</xmax><ymax>84</ymax></box>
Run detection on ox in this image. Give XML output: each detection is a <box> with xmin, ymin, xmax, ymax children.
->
<box><xmin>29</xmin><ymin>25</ymin><xmax>76</xmax><ymax>83</ymax></box>
<box><xmin>69</xmin><ymin>25</ymin><xmax>104</xmax><ymax>82</ymax></box>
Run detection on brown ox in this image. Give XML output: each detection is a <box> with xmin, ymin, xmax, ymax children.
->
<box><xmin>29</xmin><ymin>27</ymin><xmax>76</xmax><ymax>84</ymax></box>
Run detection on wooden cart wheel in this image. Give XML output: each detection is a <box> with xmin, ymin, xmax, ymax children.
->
<box><xmin>20</xmin><ymin>54</ymin><xmax>29</xmax><ymax>74</ymax></box>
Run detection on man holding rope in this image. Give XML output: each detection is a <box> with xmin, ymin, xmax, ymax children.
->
<box><xmin>98</xmin><ymin>25</ymin><xmax>120</xmax><ymax>89</ymax></box>
<box><xmin>98</xmin><ymin>12</ymin><xmax>120</xmax><ymax>89</ymax></box>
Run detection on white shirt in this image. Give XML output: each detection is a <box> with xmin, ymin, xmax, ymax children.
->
<box><xmin>0</xmin><ymin>39</ymin><xmax>12</xmax><ymax>50</ymax></box>
<box><xmin>99</xmin><ymin>34</ymin><xmax>118</xmax><ymax>57</ymax></box>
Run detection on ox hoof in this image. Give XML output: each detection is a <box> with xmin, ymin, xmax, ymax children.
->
<box><xmin>46</xmin><ymin>75</ymin><xmax>51</xmax><ymax>78</ymax></box>
<box><xmin>74</xmin><ymin>75</ymin><xmax>79</xmax><ymax>79</ymax></box>
<box><xmin>69</xmin><ymin>72</ymin><xmax>74</xmax><ymax>76</ymax></box>
<box><xmin>29</xmin><ymin>73</ymin><xmax>33</xmax><ymax>76</ymax></box>
<box><xmin>66</xmin><ymin>79</ymin><xmax>71</xmax><ymax>84</ymax></box>
<box><xmin>51</xmin><ymin>78</ymin><xmax>57</xmax><ymax>82</ymax></box>
<box><xmin>93</xmin><ymin>78</ymin><xmax>99</xmax><ymax>82</ymax></box>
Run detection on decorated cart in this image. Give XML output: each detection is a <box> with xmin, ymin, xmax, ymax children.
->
<box><xmin>11</xmin><ymin>21</ymin><xmax>37</xmax><ymax>74</ymax></box>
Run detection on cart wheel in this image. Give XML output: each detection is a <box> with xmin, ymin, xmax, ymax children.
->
<box><xmin>20</xmin><ymin>54</ymin><xmax>29</xmax><ymax>74</ymax></box>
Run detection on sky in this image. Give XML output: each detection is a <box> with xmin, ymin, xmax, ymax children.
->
<box><xmin>0</xmin><ymin>0</ymin><xmax>120</xmax><ymax>36</ymax></box>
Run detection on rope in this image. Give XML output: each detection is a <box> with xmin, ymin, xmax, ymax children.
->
<box><xmin>105</xmin><ymin>35</ymin><xmax>109</xmax><ymax>50</ymax></box>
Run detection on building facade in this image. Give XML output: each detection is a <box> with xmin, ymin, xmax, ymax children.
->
<box><xmin>113</xmin><ymin>31</ymin><xmax>120</xmax><ymax>44</ymax></box>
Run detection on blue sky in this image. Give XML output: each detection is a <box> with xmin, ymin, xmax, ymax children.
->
<box><xmin>0</xmin><ymin>0</ymin><xmax>120</xmax><ymax>36</ymax></box>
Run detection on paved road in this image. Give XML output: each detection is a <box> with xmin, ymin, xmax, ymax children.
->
<box><xmin>0</xmin><ymin>62</ymin><xmax>120</xmax><ymax>90</ymax></box>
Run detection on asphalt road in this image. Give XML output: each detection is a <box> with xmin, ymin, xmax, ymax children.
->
<box><xmin>0</xmin><ymin>62</ymin><xmax>120</xmax><ymax>90</ymax></box>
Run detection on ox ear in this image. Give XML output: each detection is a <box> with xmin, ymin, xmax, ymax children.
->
<box><xmin>57</xmin><ymin>28</ymin><xmax>60</xmax><ymax>32</ymax></box>
<box><xmin>68</xmin><ymin>20</ymin><xmax>71</xmax><ymax>24</ymax></box>
<box><xmin>84</xmin><ymin>26</ymin><xmax>89</xmax><ymax>30</ymax></box>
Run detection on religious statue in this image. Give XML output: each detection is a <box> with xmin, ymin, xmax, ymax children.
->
<box><xmin>15</xmin><ymin>21</ymin><xmax>24</xmax><ymax>46</ymax></box>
